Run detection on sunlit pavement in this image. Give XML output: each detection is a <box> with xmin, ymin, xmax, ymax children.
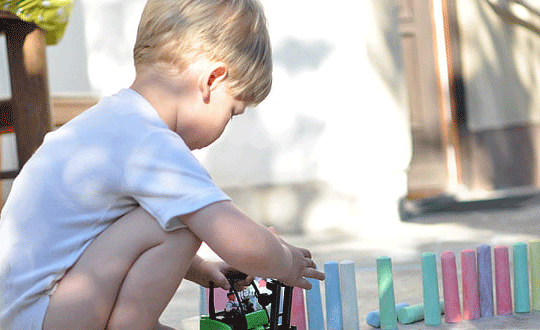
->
<box><xmin>160</xmin><ymin>193</ymin><xmax>540</xmax><ymax>329</ymax></box>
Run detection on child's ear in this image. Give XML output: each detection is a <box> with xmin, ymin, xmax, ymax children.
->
<box><xmin>200</xmin><ymin>62</ymin><xmax>228</xmax><ymax>103</ymax></box>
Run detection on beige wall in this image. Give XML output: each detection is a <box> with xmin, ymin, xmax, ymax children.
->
<box><xmin>458</xmin><ymin>0</ymin><xmax>540</xmax><ymax>131</ymax></box>
<box><xmin>0</xmin><ymin>0</ymin><xmax>410</xmax><ymax>233</ymax></box>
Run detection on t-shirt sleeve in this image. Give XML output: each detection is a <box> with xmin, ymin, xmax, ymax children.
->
<box><xmin>123</xmin><ymin>129</ymin><xmax>230</xmax><ymax>231</ymax></box>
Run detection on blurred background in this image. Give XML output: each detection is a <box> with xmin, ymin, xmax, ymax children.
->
<box><xmin>2</xmin><ymin>0</ymin><xmax>540</xmax><ymax>235</ymax></box>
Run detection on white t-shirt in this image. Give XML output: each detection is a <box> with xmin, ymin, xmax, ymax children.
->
<box><xmin>0</xmin><ymin>89</ymin><xmax>230</xmax><ymax>329</ymax></box>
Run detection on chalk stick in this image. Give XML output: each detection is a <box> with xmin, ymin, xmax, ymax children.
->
<box><xmin>397</xmin><ymin>300</ymin><xmax>445</xmax><ymax>325</ymax></box>
<box><xmin>421</xmin><ymin>252</ymin><xmax>441</xmax><ymax>325</ymax></box>
<box><xmin>461</xmin><ymin>249</ymin><xmax>480</xmax><ymax>320</ymax></box>
<box><xmin>441</xmin><ymin>251</ymin><xmax>461</xmax><ymax>323</ymax></box>
<box><xmin>306</xmin><ymin>277</ymin><xmax>325</xmax><ymax>330</ymax></box>
<box><xmin>199</xmin><ymin>285</ymin><xmax>208</xmax><ymax>315</ymax></box>
<box><xmin>339</xmin><ymin>261</ymin><xmax>360</xmax><ymax>330</ymax></box>
<box><xmin>513</xmin><ymin>242</ymin><xmax>531</xmax><ymax>313</ymax></box>
<box><xmin>366</xmin><ymin>302</ymin><xmax>409</xmax><ymax>328</ymax></box>
<box><xmin>477</xmin><ymin>244</ymin><xmax>494</xmax><ymax>318</ymax></box>
<box><xmin>207</xmin><ymin>287</ymin><xmax>229</xmax><ymax>311</ymax></box>
<box><xmin>530</xmin><ymin>240</ymin><xmax>540</xmax><ymax>311</ymax></box>
<box><xmin>377</xmin><ymin>256</ymin><xmax>397</xmax><ymax>330</ymax></box>
<box><xmin>324</xmin><ymin>261</ymin><xmax>343</xmax><ymax>330</ymax></box>
<box><xmin>494</xmin><ymin>245</ymin><xmax>513</xmax><ymax>315</ymax></box>
<box><xmin>291</xmin><ymin>287</ymin><xmax>307</xmax><ymax>330</ymax></box>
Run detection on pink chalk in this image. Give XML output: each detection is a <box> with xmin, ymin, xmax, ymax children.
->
<box><xmin>461</xmin><ymin>249</ymin><xmax>480</xmax><ymax>320</ymax></box>
<box><xmin>494</xmin><ymin>246</ymin><xmax>513</xmax><ymax>315</ymax></box>
<box><xmin>207</xmin><ymin>287</ymin><xmax>230</xmax><ymax>311</ymax></box>
<box><xmin>291</xmin><ymin>287</ymin><xmax>307</xmax><ymax>330</ymax></box>
<box><xmin>441</xmin><ymin>251</ymin><xmax>462</xmax><ymax>323</ymax></box>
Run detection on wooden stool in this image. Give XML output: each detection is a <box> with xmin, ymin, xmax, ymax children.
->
<box><xmin>0</xmin><ymin>11</ymin><xmax>52</xmax><ymax>179</ymax></box>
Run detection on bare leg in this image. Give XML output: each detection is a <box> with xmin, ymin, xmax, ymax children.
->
<box><xmin>43</xmin><ymin>208</ymin><xmax>201</xmax><ymax>330</ymax></box>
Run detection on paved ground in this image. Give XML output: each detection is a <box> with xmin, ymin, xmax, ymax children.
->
<box><xmin>158</xmin><ymin>191</ymin><xmax>540</xmax><ymax>329</ymax></box>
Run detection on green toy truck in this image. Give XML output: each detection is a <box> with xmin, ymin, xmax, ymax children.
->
<box><xmin>200</xmin><ymin>273</ymin><xmax>297</xmax><ymax>330</ymax></box>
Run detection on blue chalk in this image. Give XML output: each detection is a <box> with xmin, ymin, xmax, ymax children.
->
<box><xmin>366</xmin><ymin>303</ymin><xmax>409</xmax><ymax>328</ymax></box>
<box><xmin>306</xmin><ymin>277</ymin><xmax>325</xmax><ymax>330</ymax></box>
<box><xmin>325</xmin><ymin>261</ymin><xmax>343</xmax><ymax>330</ymax></box>
<box><xmin>199</xmin><ymin>286</ymin><xmax>208</xmax><ymax>315</ymax></box>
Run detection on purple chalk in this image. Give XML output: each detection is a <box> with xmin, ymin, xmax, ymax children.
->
<box><xmin>477</xmin><ymin>244</ymin><xmax>494</xmax><ymax>318</ymax></box>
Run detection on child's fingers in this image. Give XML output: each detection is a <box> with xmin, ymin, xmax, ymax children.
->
<box><xmin>304</xmin><ymin>267</ymin><xmax>325</xmax><ymax>281</ymax></box>
<box><xmin>214</xmin><ymin>272</ymin><xmax>231</xmax><ymax>290</ymax></box>
<box><xmin>294</xmin><ymin>278</ymin><xmax>313</xmax><ymax>290</ymax></box>
<box><xmin>300</xmin><ymin>247</ymin><xmax>312</xmax><ymax>259</ymax></box>
<box><xmin>306</xmin><ymin>258</ymin><xmax>317</xmax><ymax>269</ymax></box>
<box><xmin>234</xmin><ymin>275</ymin><xmax>255</xmax><ymax>291</ymax></box>
<box><xmin>293</xmin><ymin>268</ymin><xmax>325</xmax><ymax>290</ymax></box>
<box><xmin>243</xmin><ymin>275</ymin><xmax>256</xmax><ymax>285</ymax></box>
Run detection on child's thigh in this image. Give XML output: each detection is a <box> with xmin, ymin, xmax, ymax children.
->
<box><xmin>43</xmin><ymin>207</ymin><xmax>201</xmax><ymax>330</ymax></box>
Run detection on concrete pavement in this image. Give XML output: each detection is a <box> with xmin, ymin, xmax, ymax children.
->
<box><xmin>159</xmin><ymin>191</ymin><xmax>540</xmax><ymax>329</ymax></box>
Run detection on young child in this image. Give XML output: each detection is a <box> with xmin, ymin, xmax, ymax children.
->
<box><xmin>0</xmin><ymin>0</ymin><xmax>325</xmax><ymax>329</ymax></box>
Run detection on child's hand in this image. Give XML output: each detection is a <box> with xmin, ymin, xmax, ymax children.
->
<box><xmin>268</xmin><ymin>227</ymin><xmax>325</xmax><ymax>289</ymax></box>
<box><xmin>185</xmin><ymin>256</ymin><xmax>254</xmax><ymax>290</ymax></box>
<box><xmin>278</xmin><ymin>240</ymin><xmax>325</xmax><ymax>289</ymax></box>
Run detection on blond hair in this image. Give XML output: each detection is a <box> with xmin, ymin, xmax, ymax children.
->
<box><xmin>134</xmin><ymin>0</ymin><xmax>272</xmax><ymax>105</ymax></box>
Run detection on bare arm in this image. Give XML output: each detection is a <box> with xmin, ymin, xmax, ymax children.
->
<box><xmin>181</xmin><ymin>201</ymin><xmax>324</xmax><ymax>289</ymax></box>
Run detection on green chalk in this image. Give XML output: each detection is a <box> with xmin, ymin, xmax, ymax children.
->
<box><xmin>421</xmin><ymin>252</ymin><xmax>441</xmax><ymax>326</ymax></box>
<box><xmin>530</xmin><ymin>240</ymin><xmax>540</xmax><ymax>311</ymax></box>
<box><xmin>377</xmin><ymin>256</ymin><xmax>397</xmax><ymax>330</ymax></box>
<box><xmin>398</xmin><ymin>300</ymin><xmax>445</xmax><ymax>325</ymax></box>
<box><xmin>366</xmin><ymin>303</ymin><xmax>409</xmax><ymax>328</ymax></box>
